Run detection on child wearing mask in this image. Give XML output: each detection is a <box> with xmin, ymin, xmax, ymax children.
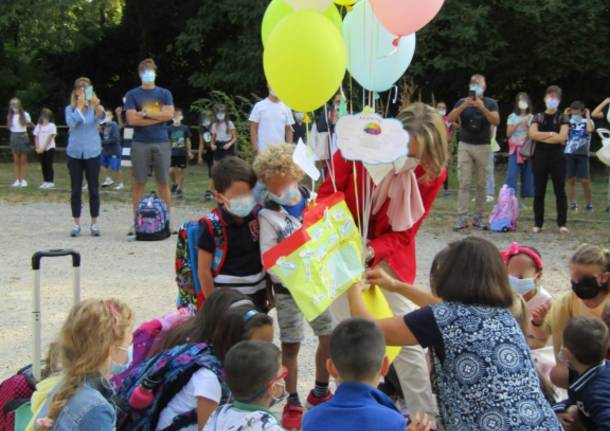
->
<box><xmin>565</xmin><ymin>101</ymin><xmax>595</xmax><ymax>213</ymax></box>
<box><xmin>33</xmin><ymin>108</ymin><xmax>57</xmax><ymax>189</ymax></box>
<box><xmin>531</xmin><ymin>244</ymin><xmax>610</xmax><ymax>388</ymax></box>
<box><xmin>100</xmin><ymin>111</ymin><xmax>124</xmax><ymax>190</ymax></box>
<box><xmin>292</xmin><ymin>112</ymin><xmax>308</xmax><ymax>144</ymax></box>
<box><xmin>211</xmin><ymin>104</ymin><xmax>237</xmax><ymax>163</ymax></box>
<box><xmin>168</xmin><ymin>108</ymin><xmax>193</xmax><ymax>198</ymax></box>
<box><xmin>198</xmin><ymin>110</ymin><xmax>215</xmax><ymax>200</ymax></box>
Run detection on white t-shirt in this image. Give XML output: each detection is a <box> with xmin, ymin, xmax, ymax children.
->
<box><xmin>33</xmin><ymin>123</ymin><xmax>57</xmax><ymax>151</ymax></box>
<box><xmin>211</xmin><ymin>121</ymin><xmax>235</xmax><ymax>142</ymax></box>
<box><xmin>10</xmin><ymin>112</ymin><xmax>31</xmax><ymax>132</ymax></box>
<box><xmin>204</xmin><ymin>404</ymin><xmax>282</xmax><ymax>431</ymax></box>
<box><xmin>526</xmin><ymin>287</ymin><xmax>552</xmax><ymax>315</ymax></box>
<box><xmin>248</xmin><ymin>98</ymin><xmax>295</xmax><ymax>152</ymax></box>
<box><xmin>156</xmin><ymin>368</ymin><xmax>222</xmax><ymax>431</ymax></box>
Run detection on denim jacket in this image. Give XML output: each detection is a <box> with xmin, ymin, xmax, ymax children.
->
<box><xmin>65</xmin><ymin>105</ymin><xmax>104</xmax><ymax>159</ymax></box>
<box><xmin>36</xmin><ymin>376</ymin><xmax>116</xmax><ymax>430</ymax></box>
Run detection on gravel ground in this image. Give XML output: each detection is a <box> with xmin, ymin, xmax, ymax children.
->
<box><xmin>0</xmin><ymin>200</ymin><xmax>584</xmax><ymax>398</ymax></box>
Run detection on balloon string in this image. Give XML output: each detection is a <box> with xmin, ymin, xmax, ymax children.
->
<box><xmin>323</xmin><ymin>104</ymin><xmax>337</xmax><ymax>192</ymax></box>
<box><xmin>306</xmin><ymin>116</ymin><xmax>315</xmax><ymax>192</ymax></box>
<box><xmin>352</xmin><ymin>161</ymin><xmax>362</xmax><ymax>242</ymax></box>
<box><xmin>392</xmin><ymin>85</ymin><xmax>399</xmax><ymax>104</ymax></box>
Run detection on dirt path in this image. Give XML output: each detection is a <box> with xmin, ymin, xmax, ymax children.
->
<box><xmin>0</xmin><ymin>200</ymin><xmax>583</xmax><ymax>394</ymax></box>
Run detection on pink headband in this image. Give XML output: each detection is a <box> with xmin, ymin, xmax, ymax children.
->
<box><xmin>501</xmin><ymin>242</ymin><xmax>543</xmax><ymax>270</ymax></box>
<box><xmin>106</xmin><ymin>301</ymin><xmax>120</xmax><ymax>334</ymax></box>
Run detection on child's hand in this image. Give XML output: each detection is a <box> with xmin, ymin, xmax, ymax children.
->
<box><xmin>365</xmin><ymin>268</ymin><xmax>402</xmax><ymax>292</ymax></box>
<box><xmin>531</xmin><ymin>302</ymin><xmax>552</xmax><ymax>327</ymax></box>
<box><xmin>211</xmin><ymin>144</ymin><xmax>217</xmax><ymax>151</ymax></box>
<box><xmin>197</xmin><ymin>157</ymin><xmax>203</xmax><ymax>165</ymax></box>
<box><xmin>222</xmin><ymin>143</ymin><xmax>231</xmax><ymax>150</ymax></box>
<box><xmin>407</xmin><ymin>413</ymin><xmax>431</xmax><ymax>431</ymax></box>
<box><xmin>188</xmin><ymin>151</ymin><xmax>194</xmax><ymax>160</ymax></box>
<box><xmin>556</xmin><ymin>412</ymin><xmax>575</xmax><ymax>431</ymax></box>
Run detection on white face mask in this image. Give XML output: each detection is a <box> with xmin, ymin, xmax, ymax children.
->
<box><xmin>545</xmin><ymin>98</ymin><xmax>559</xmax><ymax>110</ymax></box>
<box><xmin>518</xmin><ymin>100</ymin><xmax>529</xmax><ymax>111</ymax></box>
<box><xmin>173</xmin><ymin>116</ymin><xmax>183</xmax><ymax>126</ymax></box>
<box><xmin>141</xmin><ymin>69</ymin><xmax>156</xmax><ymax>84</ymax></box>
<box><xmin>295</xmin><ymin>112</ymin><xmax>305</xmax><ymax>121</ymax></box>
<box><xmin>436</xmin><ymin>109</ymin><xmax>446</xmax><ymax>116</ymax></box>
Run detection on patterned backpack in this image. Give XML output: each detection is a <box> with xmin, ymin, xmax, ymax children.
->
<box><xmin>135</xmin><ymin>192</ymin><xmax>170</xmax><ymax>241</ymax></box>
<box><xmin>0</xmin><ymin>365</ymin><xmax>37</xmax><ymax>431</ymax></box>
<box><xmin>175</xmin><ymin>208</ymin><xmax>227</xmax><ymax>309</ymax></box>
<box><xmin>114</xmin><ymin>343</ymin><xmax>229</xmax><ymax>431</ymax></box>
<box><xmin>489</xmin><ymin>185</ymin><xmax>519</xmax><ymax>232</ymax></box>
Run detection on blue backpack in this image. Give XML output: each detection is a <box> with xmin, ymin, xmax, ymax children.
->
<box><xmin>135</xmin><ymin>192</ymin><xmax>170</xmax><ymax>241</ymax></box>
<box><xmin>114</xmin><ymin>343</ymin><xmax>229</xmax><ymax>431</ymax></box>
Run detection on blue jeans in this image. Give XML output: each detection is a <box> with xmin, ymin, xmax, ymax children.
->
<box><xmin>505</xmin><ymin>152</ymin><xmax>534</xmax><ymax>198</ymax></box>
<box><xmin>486</xmin><ymin>152</ymin><xmax>495</xmax><ymax>196</ymax></box>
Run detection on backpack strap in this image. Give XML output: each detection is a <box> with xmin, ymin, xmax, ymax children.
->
<box><xmin>205</xmin><ymin>208</ymin><xmax>228</xmax><ymax>277</ymax></box>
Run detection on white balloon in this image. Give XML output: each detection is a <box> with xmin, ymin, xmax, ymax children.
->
<box><xmin>285</xmin><ymin>0</ymin><xmax>333</xmax><ymax>11</ymax></box>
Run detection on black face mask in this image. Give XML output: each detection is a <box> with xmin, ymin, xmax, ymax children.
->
<box><xmin>571</xmin><ymin>276</ymin><xmax>602</xmax><ymax>300</ymax></box>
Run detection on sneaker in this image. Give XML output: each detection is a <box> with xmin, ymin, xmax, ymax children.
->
<box><xmin>453</xmin><ymin>217</ymin><xmax>469</xmax><ymax>231</ymax></box>
<box><xmin>472</xmin><ymin>214</ymin><xmax>486</xmax><ymax>230</ymax></box>
<box><xmin>113</xmin><ymin>182</ymin><xmax>124</xmax><ymax>190</ymax></box>
<box><xmin>171</xmin><ymin>184</ymin><xmax>178</xmax><ymax>193</ymax></box>
<box><xmin>70</xmin><ymin>224</ymin><xmax>81</xmax><ymax>237</ymax></box>
<box><xmin>282</xmin><ymin>402</ymin><xmax>304</xmax><ymax>430</ymax></box>
<box><xmin>20</xmin><ymin>179</ymin><xmax>28</xmax><ymax>188</ymax></box>
<box><xmin>46</xmin><ymin>182</ymin><xmax>55</xmax><ymax>189</ymax></box>
<box><xmin>559</xmin><ymin>226</ymin><xmax>569</xmax><ymax>234</ymax></box>
<box><xmin>101</xmin><ymin>177</ymin><xmax>114</xmax><ymax>187</ymax></box>
<box><xmin>306</xmin><ymin>390</ymin><xmax>333</xmax><ymax>410</ymax></box>
<box><xmin>176</xmin><ymin>189</ymin><xmax>184</xmax><ymax>199</ymax></box>
<box><xmin>532</xmin><ymin>226</ymin><xmax>541</xmax><ymax>233</ymax></box>
<box><xmin>90</xmin><ymin>224</ymin><xmax>101</xmax><ymax>237</ymax></box>
<box><xmin>39</xmin><ymin>182</ymin><xmax>49</xmax><ymax>189</ymax></box>
<box><xmin>11</xmin><ymin>179</ymin><xmax>21</xmax><ymax>188</ymax></box>
<box><xmin>486</xmin><ymin>195</ymin><xmax>495</xmax><ymax>203</ymax></box>
<box><xmin>586</xmin><ymin>203</ymin><xmax>593</xmax><ymax>213</ymax></box>
<box><xmin>570</xmin><ymin>202</ymin><xmax>578</xmax><ymax>212</ymax></box>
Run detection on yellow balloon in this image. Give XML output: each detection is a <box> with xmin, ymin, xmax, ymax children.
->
<box><xmin>335</xmin><ymin>0</ymin><xmax>357</xmax><ymax>5</ymax></box>
<box><xmin>264</xmin><ymin>11</ymin><xmax>346</xmax><ymax>113</ymax></box>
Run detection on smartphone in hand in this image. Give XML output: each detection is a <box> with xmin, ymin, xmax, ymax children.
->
<box><xmin>85</xmin><ymin>85</ymin><xmax>94</xmax><ymax>101</ymax></box>
<box><xmin>468</xmin><ymin>90</ymin><xmax>477</xmax><ymax>99</ymax></box>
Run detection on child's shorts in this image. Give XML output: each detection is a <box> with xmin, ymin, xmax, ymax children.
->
<box><xmin>100</xmin><ymin>154</ymin><xmax>121</xmax><ymax>172</ymax></box>
<box><xmin>566</xmin><ymin>154</ymin><xmax>590</xmax><ymax>178</ymax></box>
<box><xmin>171</xmin><ymin>155</ymin><xmax>188</xmax><ymax>169</ymax></box>
<box><xmin>275</xmin><ymin>292</ymin><xmax>333</xmax><ymax>343</ymax></box>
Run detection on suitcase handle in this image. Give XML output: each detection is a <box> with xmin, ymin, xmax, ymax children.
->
<box><xmin>31</xmin><ymin>249</ymin><xmax>81</xmax><ymax>380</ymax></box>
<box><xmin>32</xmin><ymin>249</ymin><xmax>81</xmax><ymax>270</ymax></box>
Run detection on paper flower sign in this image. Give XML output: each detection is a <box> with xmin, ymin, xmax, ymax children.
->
<box><xmin>293</xmin><ymin>138</ymin><xmax>320</xmax><ymax>181</ymax></box>
<box><xmin>335</xmin><ymin>112</ymin><xmax>409</xmax><ymax>165</ymax></box>
<box><xmin>262</xmin><ymin>193</ymin><xmax>364</xmax><ymax>321</ymax></box>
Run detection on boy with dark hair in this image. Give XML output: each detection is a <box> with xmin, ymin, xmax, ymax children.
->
<box><xmin>204</xmin><ymin>340</ymin><xmax>285</xmax><ymax>430</ymax></box>
<box><xmin>197</xmin><ymin>156</ymin><xmax>269</xmax><ymax>311</ymax></box>
<box><xmin>565</xmin><ymin>101</ymin><xmax>595</xmax><ymax>213</ymax></box>
<box><xmin>553</xmin><ymin>316</ymin><xmax>610</xmax><ymax>430</ymax></box>
<box><xmin>303</xmin><ymin>318</ymin><xmax>422</xmax><ymax>431</ymax></box>
<box><xmin>168</xmin><ymin>107</ymin><xmax>193</xmax><ymax>198</ymax></box>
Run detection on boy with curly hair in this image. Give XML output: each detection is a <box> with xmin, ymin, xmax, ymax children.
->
<box><xmin>254</xmin><ymin>144</ymin><xmax>334</xmax><ymax>430</ymax></box>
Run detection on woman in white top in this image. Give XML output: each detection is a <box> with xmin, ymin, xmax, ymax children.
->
<box><xmin>33</xmin><ymin>108</ymin><xmax>58</xmax><ymax>189</ymax></box>
<box><xmin>7</xmin><ymin>98</ymin><xmax>34</xmax><ymax>187</ymax></box>
<box><xmin>210</xmin><ymin>104</ymin><xmax>237</xmax><ymax>163</ymax></box>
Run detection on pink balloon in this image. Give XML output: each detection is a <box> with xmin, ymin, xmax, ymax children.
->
<box><xmin>370</xmin><ymin>0</ymin><xmax>445</xmax><ymax>37</ymax></box>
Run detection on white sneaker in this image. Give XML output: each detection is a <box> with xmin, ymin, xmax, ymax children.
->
<box><xmin>102</xmin><ymin>177</ymin><xmax>114</xmax><ymax>187</ymax></box>
<box><xmin>11</xmin><ymin>180</ymin><xmax>21</xmax><ymax>188</ymax></box>
<box><xmin>486</xmin><ymin>195</ymin><xmax>495</xmax><ymax>203</ymax></box>
<box><xmin>20</xmin><ymin>179</ymin><xmax>28</xmax><ymax>188</ymax></box>
<box><xmin>39</xmin><ymin>182</ymin><xmax>48</xmax><ymax>189</ymax></box>
<box><xmin>46</xmin><ymin>182</ymin><xmax>55</xmax><ymax>189</ymax></box>
<box><xmin>113</xmin><ymin>182</ymin><xmax>124</xmax><ymax>190</ymax></box>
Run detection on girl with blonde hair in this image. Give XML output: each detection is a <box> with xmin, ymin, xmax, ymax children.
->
<box><xmin>35</xmin><ymin>298</ymin><xmax>134</xmax><ymax>430</ymax></box>
<box><xmin>318</xmin><ymin>102</ymin><xmax>449</xmax><ymax>423</ymax></box>
<box><xmin>7</xmin><ymin>97</ymin><xmax>34</xmax><ymax>187</ymax></box>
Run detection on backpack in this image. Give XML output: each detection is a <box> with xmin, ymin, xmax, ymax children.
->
<box><xmin>114</xmin><ymin>343</ymin><xmax>228</xmax><ymax>431</ymax></box>
<box><xmin>135</xmin><ymin>192</ymin><xmax>170</xmax><ymax>241</ymax></box>
<box><xmin>110</xmin><ymin>308</ymin><xmax>195</xmax><ymax>390</ymax></box>
<box><xmin>489</xmin><ymin>185</ymin><xmax>519</xmax><ymax>232</ymax></box>
<box><xmin>175</xmin><ymin>208</ymin><xmax>227</xmax><ymax>309</ymax></box>
<box><xmin>0</xmin><ymin>365</ymin><xmax>37</xmax><ymax>431</ymax></box>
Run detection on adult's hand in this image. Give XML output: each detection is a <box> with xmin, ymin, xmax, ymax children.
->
<box><xmin>365</xmin><ymin>268</ymin><xmax>403</xmax><ymax>293</ymax></box>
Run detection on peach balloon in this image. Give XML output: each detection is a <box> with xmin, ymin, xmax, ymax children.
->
<box><xmin>370</xmin><ymin>0</ymin><xmax>445</xmax><ymax>37</ymax></box>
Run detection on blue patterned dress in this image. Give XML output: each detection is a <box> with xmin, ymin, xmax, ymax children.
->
<box><xmin>405</xmin><ymin>302</ymin><xmax>561</xmax><ymax>430</ymax></box>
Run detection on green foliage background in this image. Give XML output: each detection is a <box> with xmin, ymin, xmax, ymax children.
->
<box><xmin>1</xmin><ymin>0</ymin><xmax>608</xmax><ymax>134</ymax></box>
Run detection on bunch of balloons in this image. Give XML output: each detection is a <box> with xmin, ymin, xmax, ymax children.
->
<box><xmin>261</xmin><ymin>0</ymin><xmax>445</xmax><ymax>112</ymax></box>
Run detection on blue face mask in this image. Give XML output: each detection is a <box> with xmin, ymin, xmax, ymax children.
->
<box><xmin>216</xmin><ymin>113</ymin><xmax>225</xmax><ymax>121</ymax></box>
<box><xmin>269</xmin><ymin>184</ymin><xmax>300</xmax><ymax>206</ymax></box>
<box><xmin>509</xmin><ymin>275</ymin><xmax>536</xmax><ymax>296</ymax></box>
<box><xmin>469</xmin><ymin>83</ymin><xmax>483</xmax><ymax>97</ymax></box>
<box><xmin>226</xmin><ymin>194</ymin><xmax>256</xmax><ymax>218</ymax></box>
<box><xmin>141</xmin><ymin>70</ymin><xmax>156</xmax><ymax>84</ymax></box>
<box><xmin>545</xmin><ymin>98</ymin><xmax>559</xmax><ymax>110</ymax></box>
<box><xmin>571</xmin><ymin>114</ymin><xmax>583</xmax><ymax>122</ymax></box>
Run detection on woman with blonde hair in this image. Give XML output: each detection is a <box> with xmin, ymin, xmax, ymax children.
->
<box><xmin>34</xmin><ymin>298</ymin><xmax>134</xmax><ymax>430</ymax></box>
<box><xmin>318</xmin><ymin>102</ymin><xmax>449</xmax><ymax>423</ymax></box>
<box><xmin>65</xmin><ymin>77</ymin><xmax>105</xmax><ymax>237</ymax></box>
